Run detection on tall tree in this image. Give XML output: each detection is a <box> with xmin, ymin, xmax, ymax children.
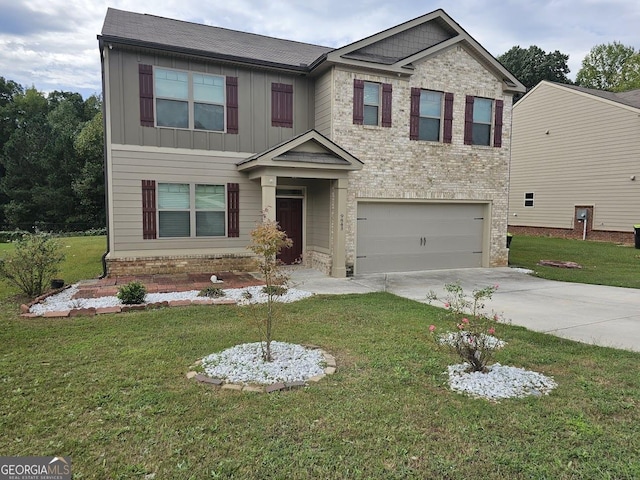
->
<box><xmin>498</xmin><ymin>45</ymin><xmax>571</xmax><ymax>98</ymax></box>
<box><xmin>73</xmin><ymin>110</ymin><xmax>105</xmax><ymax>227</ymax></box>
<box><xmin>576</xmin><ymin>42</ymin><xmax>640</xmax><ymax>92</ymax></box>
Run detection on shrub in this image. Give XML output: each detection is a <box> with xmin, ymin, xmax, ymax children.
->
<box><xmin>426</xmin><ymin>282</ymin><xmax>506</xmax><ymax>373</ymax></box>
<box><xmin>117</xmin><ymin>281</ymin><xmax>147</xmax><ymax>305</ymax></box>
<box><xmin>262</xmin><ymin>285</ymin><xmax>287</xmax><ymax>296</ymax></box>
<box><xmin>0</xmin><ymin>233</ymin><xmax>65</xmax><ymax>298</ymax></box>
<box><xmin>198</xmin><ymin>286</ymin><xmax>224</xmax><ymax>298</ymax></box>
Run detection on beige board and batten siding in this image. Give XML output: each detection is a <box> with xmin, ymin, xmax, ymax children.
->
<box><xmin>328</xmin><ymin>45</ymin><xmax>512</xmax><ymax>268</ymax></box>
<box><xmin>510</xmin><ymin>82</ymin><xmax>640</xmax><ymax>232</ymax></box>
<box><xmin>109</xmin><ymin>145</ymin><xmax>261</xmax><ymax>257</ymax></box>
<box><xmin>314</xmin><ymin>69</ymin><xmax>333</xmax><ymax>138</ymax></box>
<box><xmin>106</xmin><ymin>49</ymin><xmax>316</xmax><ymax>154</ymax></box>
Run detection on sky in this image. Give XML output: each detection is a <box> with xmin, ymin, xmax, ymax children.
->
<box><xmin>1</xmin><ymin>0</ymin><xmax>639</xmax><ymax>99</ymax></box>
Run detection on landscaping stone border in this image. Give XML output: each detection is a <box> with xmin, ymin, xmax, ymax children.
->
<box><xmin>186</xmin><ymin>346</ymin><xmax>337</xmax><ymax>393</ymax></box>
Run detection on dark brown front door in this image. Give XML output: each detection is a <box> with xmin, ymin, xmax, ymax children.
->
<box><xmin>276</xmin><ymin>197</ymin><xmax>303</xmax><ymax>264</ymax></box>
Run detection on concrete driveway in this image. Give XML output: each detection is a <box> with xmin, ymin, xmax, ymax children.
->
<box><xmin>290</xmin><ymin>267</ymin><xmax>640</xmax><ymax>353</ymax></box>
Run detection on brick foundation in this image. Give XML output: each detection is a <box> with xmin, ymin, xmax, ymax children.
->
<box><xmin>106</xmin><ymin>254</ymin><xmax>257</xmax><ymax>276</ymax></box>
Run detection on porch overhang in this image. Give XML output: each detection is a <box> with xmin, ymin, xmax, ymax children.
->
<box><xmin>236</xmin><ymin>129</ymin><xmax>363</xmax><ymax>180</ymax></box>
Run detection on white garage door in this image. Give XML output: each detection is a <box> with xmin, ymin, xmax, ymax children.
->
<box><xmin>356</xmin><ymin>202</ymin><xmax>485</xmax><ymax>274</ymax></box>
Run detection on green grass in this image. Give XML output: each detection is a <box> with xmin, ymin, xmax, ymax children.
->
<box><xmin>1</xmin><ymin>296</ymin><xmax>639</xmax><ymax>478</ymax></box>
<box><xmin>1</xmin><ymin>235</ymin><xmax>640</xmax><ymax>478</ymax></box>
<box><xmin>509</xmin><ymin>235</ymin><xmax>640</xmax><ymax>288</ymax></box>
<box><xmin>0</xmin><ymin>236</ymin><xmax>105</xmax><ymax>299</ymax></box>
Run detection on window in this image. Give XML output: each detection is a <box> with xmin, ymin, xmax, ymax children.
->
<box><xmin>158</xmin><ymin>183</ymin><xmax>225</xmax><ymax>237</ymax></box>
<box><xmin>410</xmin><ymin>89</ymin><xmax>453</xmax><ymax>143</ymax></box>
<box><xmin>524</xmin><ymin>192</ymin><xmax>534</xmax><ymax>207</ymax></box>
<box><xmin>464</xmin><ymin>96</ymin><xmax>504</xmax><ymax>147</ymax></box>
<box><xmin>139</xmin><ymin>65</ymin><xmax>238</xmax><ymax>132</ymax></box>
<box><xmin>472</xmin><ymin>97</ymin><xmax>492</xmax><ymax>146</ymax></box>
<box><xmin>418</xmin><ymin>90</ymin><xmax>442</xmax><ymax>141</ymax></box>
<box><xmin>363</xmin><ymin>82</ymin><xmax>380</xmax><ymax>126</ymax></box>
<box><xmin>353</xmin><ymin>79</ymin><xmax>392</xmax><ymax>127</ymax></box>
<box><xmin>272</xmin><ymin>83</ymin><xmax>293</xmax><ymax>128</ymax></box>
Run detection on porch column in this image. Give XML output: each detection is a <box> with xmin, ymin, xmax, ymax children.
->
<box><xmin>261</xmin><ymin>175</ymin><xmax>277</xmax><ymax>221</ymax></box>
<box><xmin>331</xmin><ymin>177</ymin><xmax>348</xmax><ymax>278</ymax></box>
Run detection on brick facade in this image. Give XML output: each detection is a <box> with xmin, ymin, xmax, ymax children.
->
<box><xmin>107</xmin><ymin>254</ymin><xmax>257</xmax><ymax>276</ymax></box>
<box><xmin>331</xmin><ymin>46</ymin><xmax>513</xmax><ymax>267</ymax></box>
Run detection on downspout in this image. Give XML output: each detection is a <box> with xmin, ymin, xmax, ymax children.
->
<box><xmin>98</xmin><ymin>36</ymin><xmax>110</xmax><ymax>278</ymax></box>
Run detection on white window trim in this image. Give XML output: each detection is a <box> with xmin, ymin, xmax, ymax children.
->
<box><xmin>363</xmin><ymin>81</ymin><xmax>381</xmax><ymax>126</ymax></box>
<box><xmin>154</xmin><ymin>67</ymin><xmax>227</xmax><ymax>132</ymax></box>
<box><xmin>472</xmin><ymin>97</ymin><xmax>494</xmax><ymax>147</ymax></box>
<box><xmin>419</xmin><ymin>89</ymin><xmax>444</xmax><ymax>142</ymax></box>
<box><xmin>157</xmin><ymin>182</ymin><xmax>227</xmax><ymax>238</ymax></box>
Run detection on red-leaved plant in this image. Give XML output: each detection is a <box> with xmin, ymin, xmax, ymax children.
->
<box><xmin>426</xmin><ymin>282</ymin><xmax>505</xmax><ymax>373</ymax></box>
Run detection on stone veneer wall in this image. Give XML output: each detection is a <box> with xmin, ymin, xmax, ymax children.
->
<box><xmin>305</xmin><ymin>250</ymin><xmax>332</xmax><ymax>276</ymax></box>
<box><xmin>106</xmin><ymin>254</ymin><xmax>257</xmax><ymax>276</ymax></box>
<box><xmin>330</xmin><ymin>45</ymin><xmax>513</xmax><ymax>268</ymax></box>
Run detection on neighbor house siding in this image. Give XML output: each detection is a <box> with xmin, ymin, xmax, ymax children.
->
<box><xmin>106</xmin><ymin>49</ymin><xmax>316</xmax><ymax>154</ymax></box>
<box><xmin>509</xmin><ymin>82</ymin><xmax>640</xmax><ymax>233</ymax></box>
<box><xmin>330</xmin><ymin>45</ymin><xmax>512</xmax><ymax>268</ymax></box>
<box><xmin>109</xmin><ymin>145</ymin><xmax>262</xmax><ymax>257</ymax></box>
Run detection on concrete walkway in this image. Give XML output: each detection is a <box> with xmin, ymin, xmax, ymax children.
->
<box><xmin>289</xmin><ymin>267</ymin><xmax>640</xmax><ymax>353</ymax></box>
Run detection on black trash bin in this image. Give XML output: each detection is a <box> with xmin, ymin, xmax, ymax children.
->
<box><xmin>506</xmin><ymin>233</ymin><xmax>513</xmax><ymax>249</ymax></box>
<box><xmin>635</xmin><ymin>225</ymin><xmax>640</xmax><ymax>249</ymax></box>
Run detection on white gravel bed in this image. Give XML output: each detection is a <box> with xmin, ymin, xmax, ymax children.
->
<box><xmin>29</xmin><ymin>284</ymin><xmax>313</xmax><ymax>315</ymax></box>
<box><xmin>438</xmin><ymin>331</ymin><xmax>506</xmax><ymax>350</ymax></box>
<box><xmin>202</xmin><ymin>341</ymin><xmax>325</xmax><ymax>385</ymax></box>
<box><xmin>447</xmin><ymin>363</ymin><xmax>557</xmax><ymax>400</ymax></box>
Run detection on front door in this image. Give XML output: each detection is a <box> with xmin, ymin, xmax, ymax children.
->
<box><xmin>276</xmin><ymin>197</ymin><xmax>303</xmax><ymax>264</ymax></box>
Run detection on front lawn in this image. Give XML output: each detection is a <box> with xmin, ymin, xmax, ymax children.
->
<box><xmin>509</xmin><ymin>235</ymin><xmax>640</xmax><ymax>288</ymax></box>
<box><xmin>1</xmin><ymin>295</ymin><xmax>639</xmax><ymax>479</ymax></box>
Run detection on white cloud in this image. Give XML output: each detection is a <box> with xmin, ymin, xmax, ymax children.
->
<box><xmin>0</xmin><ymin>0</ymin><xmax>638</xmax><ymax>96</ymax></box>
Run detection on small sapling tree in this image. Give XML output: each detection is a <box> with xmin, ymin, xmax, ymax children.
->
<box><xmin>247</xmin><ymin>212</ymin><xmax>293</xmax><ymax>362</ymax></box>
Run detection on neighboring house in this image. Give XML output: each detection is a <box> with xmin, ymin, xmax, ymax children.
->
<box><xmin>509</xmin><ymin>81</ymin><xmax>640</xmax><ymax>243</ymax></box>
<box><xmin>98</xmin><ymin>8</ymin><xmax>524</xmax><ymax>277</ymax></box>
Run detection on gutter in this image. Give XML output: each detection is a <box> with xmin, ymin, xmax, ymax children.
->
<box><xmin>98</xmin><ymin>36</ymin><xmax>110</xmax><ymax>279</ymax></box>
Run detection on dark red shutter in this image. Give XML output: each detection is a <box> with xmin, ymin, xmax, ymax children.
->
<box><xmin>227</xmin><ymin>183</ymin><xmax>240</xmax><ymax>237</ymax></box>
<box><xmin>139</xmin><ymin>64</ymin><xmax>154</xmax><ymax>127</ymax></box>
<box><xmin>271</xmin><ymin>83</ymin><xmax>293</xmax><ymax>128</ymax></box>
<box><xmin>353</xmin><ymin>79</ymin><xmax>364</xmax><ymax>125</ymax></box>
<box><xmin>381</xmin><ymin>83</ymin><xmax>392</xmax><ymax>127</ymax></box>
<box><xmin>493</xmin><ymin>99</ymin><xmax>504</xmax><ymax>148</ymax></box>
<box><xmin>464</xmin><ymin>95</ymin><xmax>474</xmax><ymax>145</ymax></box>
<box><xmin>443</xmin><ymin>92</ymin><xmax>454</xmax><ymax>144</ymax></box>
<box><xmin>409</xmin><ymin>87</ymin><xmax>421</xmax><ymax>140</ymax></box>
<box><xmin>142</xmin><ymin>180</ymin><xmax>157</xmax><ymax>239</ymax></box>
<box><xmin>226</xmin><ymin>76</ymin><xmax>238</xmax><ymax>134</ymax></box>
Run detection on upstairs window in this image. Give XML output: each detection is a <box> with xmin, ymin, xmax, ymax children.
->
<box><xmin>353</xmin><ymin>79</ymin><xmax>392</xmax><ymax>127</ymax></box>
<box><xmin>410</xmin><ymin>89</ymin><xmax>453</xmax><ymax>143</ymax></box>
<box><xmin>138</xmin><ymin>65</ymin><xmax>238</xmax><ymax>133</ymax></box>
<box><xmin>363</xmin><ymin>82</ymin><xmax>380</xmax><ymax>126</ymax></box>
<box><xmin>419</xmin><ymin>90</ymin><xmax>442</xmax><ymax>141</ymax></box>
<box><xmin>471</xmin><ymin>97</ymin><xmax>492</xmax><ymax>146</ymax></box>
<box><xmin>464</xmin><ymin>96</ymin><xmax>504</xmax><ymax>147</ymax></box>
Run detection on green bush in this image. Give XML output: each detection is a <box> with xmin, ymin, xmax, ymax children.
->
<box><xmin>261</xmin><ymin>285</ymin><xmax>287</xmax><ymax>296</ymax></box>
<box><xmin>0</xmin><ymin>230</ymin><xmax>30</xmax><ymax>243</ymax></box>
<box><xmin>117</xmin><ymin>281</ymin><xmax>147</xmax><ymax>305</ymax></box>
<box><xmin>0</xmin><ymin>233</ymin><xmax>65</xmax><ymax>298</ymax></box>
<box><xmin>198</xmin><ymin>286</ymin><xmax>224</xmax><ymax>298</ymax></box>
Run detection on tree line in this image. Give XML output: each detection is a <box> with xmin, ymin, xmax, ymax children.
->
<box><xmin>498</xmin><ymin>41</ymin><xmax>640</xmax><ymax>101</ymax></box>
<box><xmin>0</xmin><ymin>78</ymin><xmax>104</xmax><ymax>232</ymax></box>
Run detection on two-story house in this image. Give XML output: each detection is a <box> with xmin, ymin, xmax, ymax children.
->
<box><xmin>98</xmin><ymin>8</ymin><xmax>524</xmax><ymax>277</ymax></box>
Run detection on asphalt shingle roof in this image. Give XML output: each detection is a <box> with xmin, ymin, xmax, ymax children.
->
<box><xmin>100</xmin><ymin>8</ymin><xmax>334</xmax><ymax>70</ymax></box>
<box><xmin>561</xmin><ymin>83</ymin><xmax>640</xmax><ymax>110</ymax></box>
